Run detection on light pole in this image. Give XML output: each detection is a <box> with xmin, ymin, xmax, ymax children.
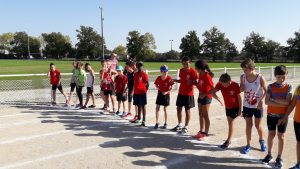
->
<box><xmin>169</xmin><ymin>40</ymin><xmax>173</xmax><ymax>51</ymax></box>
<box><xmin>27</xmin><ymin>34</ymin><xmax>31</xmax><ymax>59</ymax></box>
<box><xmin>100</xmin><ymin>7</ymin><xmax>104</xmax><ymax>60</ymax></box>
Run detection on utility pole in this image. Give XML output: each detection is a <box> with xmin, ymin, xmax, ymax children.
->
<box><xmin>100</xmin><ymin>7</ymin><xmax>104</xmax><ymax>60</ymax></box>
<box><xmin>169</xmin><ymin>40</ymin><xmax>173</xmax><ymax>51</ymax></box>
<box><xmin>27</xmin><ymin>34</ymin><xmax>31</xmax><ymax>59</ymax></box>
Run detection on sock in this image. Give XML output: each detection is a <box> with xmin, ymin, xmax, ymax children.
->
<box><xmin>178</xmin><ymin>123</ymin><xmax>182</xmax><ymax>127</ymax></box>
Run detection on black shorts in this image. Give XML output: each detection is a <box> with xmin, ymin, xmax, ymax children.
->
<box><xmin>128</xmin><ymin>89</ymin><xmax>133</xmax><ymax>102</ymax></box>
<box><xmin>243</xmin><ymin>106</ymin><xmax>263</xmax><ymax>118</ymax></box>
<box><xmin>226</xmin><ymin>108</ymin><xmax>239</xmax><ymax>119</ymax></box>
<box><xmin>87</xmin><ymin>87</ymin><xmax>94</xmax><ymax>94</ymax></box>
<box><xmin>70</xmin><ymin>83</ymin><xmax>76</xmax><ymax>92</ymax></box>
<box><xmin>100</xmin><ymin>87</ymin><xmax>104</xmax><ymax>91</ymax></box>
<box><xmin>176</xmin><ymin>95</ymin><xmax>195</xmax><ymax>109</ymax></box>
<box><xmin>52</xmin><ymin>83</ymin><xmax>63</xmax><ymax>91</ymax></box>
<box><xmin>267</xmin><ymin>114</ymin><xmax>288</xmax><ymax>133</ymax></box>
<box><xmin>133</xmin><ymin>94</ymin><xmax>147</xmax><ymax>106</ymax></box>
<box><xmin>198</xmin><ymin>96</ymin><xmax>212</xmax><ymax>105</ymax></box>
<box><xmin>116</xmin><ymin>93</ymin><xmax>127</xmax><ymax>102</ymax></box>
<box><xmin>156</xmin><ymin>92</ymin><xmax>170</xmax><ymax>106</ymax></box>
<box><xmin>104</xmin><ymin>90</ymin><xmax>113</xmax><ymax>96</ymax></box>
<box><xmin>294</xmin><ymin>121</ymin><xmax>300</xmax><ymax>142</ymax></box>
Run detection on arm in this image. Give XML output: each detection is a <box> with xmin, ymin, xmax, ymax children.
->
<box><xmin>257</xmin><ymin>75</ymin><xmax>267</xmax><ymax>110</ymax></box>
<box><xmin>278</xmin><ymin>94</ymin><xmax>297</xmax><ymax>125</ymax></box>
<box><xmin>237</xmin><ymin>93</ymin><xmax>242</xmax><ymax>116</ymax></box>
<box><xmin>240</xmin><ymin>75</ymin><xmax>244</xmax><ymax>92</ymax></box>
<box><xmin>211</xmin><ymin>89</ymin><xmax>223</xmax><ymax>106</ymax></box>
<box><xmin>264</xmin><ymin>85</ymin><xmax>285</xmax><ymax>107</ymax></box>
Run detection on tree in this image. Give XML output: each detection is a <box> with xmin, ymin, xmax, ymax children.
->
<box><xmin>179</xmin><ymin>30</ymin><xmax>201</xmax><ymax>60</ymax></box>
<box><xmin>126</xmin><ymin>30</ymin><xmax>156</xmax><ymax>61</ymax></box>
<box><xmin>242</xmin><ymin>32</ymin><xmax>266</xmax><ymax>62</ymax></box>
<box><xmin>0</xmin><ymin>32</ymin><xmax>14</xmax><ymax>52</ymax></box>
<box><xmin>287</xmin><ymin>29</ymin><xmax>300</xmax><ymax>62</ymax></box>
<box><xmin>10</xmin><ymin>32</ymin><xmax>41</xmax><ymax>59</ymax></box>
<box><xmin>201</xmin><ymin>27</ymin><xmax>238</xmax><ymax>62</ymax></box>
<box><xmin>263</xmin><ymin>40</ymin><xmax>281</xmax><ymax>62</ymax></box>
<box><xmin>112</xmin><ymin>45</ymin><xmax>127</xmax><ymax>56</ymax></box>
<box><xmin>76</xmin><ymin>26</ymin><xmax>105</xmax><ymax>59</ymax></box>
<box><xmin>42</xmin><ymin>32</ymin><xmax>72</xmax><ymax>59</ymax></box>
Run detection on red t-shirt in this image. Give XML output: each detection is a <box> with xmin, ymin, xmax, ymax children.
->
<box><xmin>115</xmin><ymin>74</ymin><xmax>128</xmax><ymax>93</ymax></box>
<box><xmin>100</xmin><ymin>69</ymin><xmax>113</xmax><ymax>91</ymax></box>
<box><xmin>197</xmin><ymin>72</ymin><xmax>214</xmax><ymax>99</ymax></box>
<box><xmin>215</xmin><ymin>81</ymin><xmax>240</xmax><ymax>109</ymax></box>
<box><xmin>134</xmin><ymin>71</ymin><xmax>149</xmax><ymax>95</ymax></box>
<box><xmin>178</xmin><ymin>68</ymin><xmax>198</xmax><ymax>96</ymax></box>
<box><xmin>50</xmin><ymin>69</ymin><xmax>60</xmax><ymax>85</ymax></box>
<box><xmin>154</xmin><ymin>75</ymin><xmax>174</xmax><ymax>95</ymax></box>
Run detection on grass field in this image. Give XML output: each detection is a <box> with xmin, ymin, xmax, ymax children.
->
<box><xmin>1</xmin><ymin>59</ymin><xmax>300</xmax><ymax>75</ymax></box>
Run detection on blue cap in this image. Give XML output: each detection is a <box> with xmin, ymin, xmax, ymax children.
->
<box><xmin>160</xmin><ymin>65</ymin><xmax>169</xmax><ymax>72</ymax></box>
<box><xmin>116</xmin><ymin>65</ymin><xmax>123</xmax><ymax>71</ymax></box>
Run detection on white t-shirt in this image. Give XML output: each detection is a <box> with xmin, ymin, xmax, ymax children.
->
<box><xmin>86</xmin><ymin>71</ymin><xmax>94</xmax><ymax>87</ymax></box>
<box><xmin>243</xmin><ymin>74</ymin><xmax>263</xmax><ymax>108</ymax></box>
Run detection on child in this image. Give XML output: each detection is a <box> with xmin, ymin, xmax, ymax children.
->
<box><xmin>261</xmin><ymin>65</ymin><xmax>292</xmax><ymax>168</ymax></box>
<box><xmin>208</xmin><ymin>73</ymin><xmax>242</xmax><ymax>149</ymax></box>
<box><xmin>114</xmin><ymin>65</ymin><xmax>128</xmax><ymax>116</ymax></box>
<box><xmin>102</xmin><ymin>61</ymin><xmax>116</xmax><ymax>113</ymax></box>
<box><xmin>99</xmin><ymin>60</ymin><xmax>107</xmax><ymax>110</ymax></box>
<box><xmin>75</xmin><ymin>62</ymin><xmax>87</xmax><ymax>109</ymax></box>
<box><xmin>240</xmin><ymin>58</ymin><xmax>267</xmax><ymax>154</ymax></box>
<box><xmin>194</xmin><ymin>59</ymin><xmax>215</xmax><ymax>140</ymax></box>
<box><xmin>67</xmin><ymin>61</ymin><xmax>77</xmax><ymax>105</ymax></box>
<box><xmin>125</xmin><ymin>60</ymin><xmax>137</xmax><ymax>120</ymax></box>
<box><xmin>133</xmin><ymin>61</ymin><xmax>149</xmax><ymax>126</ymax></box>
<box><xmin>281</xmin><ymin>85</ymin><xmax>300</xmax><ymax>169</ymax></box>
<box><xmin>171</xmin><ymin>56</ymin><xmax>198</xmax><ymax>135</ymax></box>
<box><xmin>154</xmin><ymin>65</ymin><xmax>174</xmax><ymax>129</ymax></box>
<box><xmin>48</xmin><ymin>63</ymin><xmax>68</xmax><ymax>105</ymax></box>
<box><xmin>83</xmin><ymin>63</ymin><xmax>96</xmax><ymax>109</ymax></box>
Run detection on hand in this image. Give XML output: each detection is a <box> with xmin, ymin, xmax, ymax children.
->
<box><xmin>257</xmin><ymin>101</ymin><xmax>263</xmax><ymax>112</ymax></box>
<box><xmin>219</xmin><ymin>101</ymin><xmax>224</xmax><ymax>106</ymax></box>
<box><xmin>199</xmin><ymin>94</ymin><xmax>205</xmax><ymax>99</ymax></box>
<box><xmin>278</xmin><ymin>115</ymin><xmax>288</xmax><ymax>125</ymax></box>
<box><xmin>162</xmin><ymin>92</ymin><xmax>166</xmax><ymax>95</ymax></box>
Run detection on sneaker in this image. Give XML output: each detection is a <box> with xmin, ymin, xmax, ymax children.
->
<box><xmin>100</xmin><ymin>105</ymin><xmax>106</xmax><ymax>110</ymax></box>
<box><xmin>154</xmin><ymin>123</ymin><xmax>159</xmax><ymax>129</ymax></box>
<box><xmin>130</xmin><ymin>115</ymin><xmax>138</xmax><ymax>123</ymax></box>
<box><xmin>162</xmin><ymin>123</ymin><xmax>168</xmax><ymax>129</ymax></box>
<box><xmin>51</xmin><ymin>102</ymin><xmax>57</xmax><ymax>106</ymax></box>
<box><xmin>75</xmin><ymin>104</ymin><xmax>81</xmax><ymax>108</ymax></box>
<box><xmin>117</xmin><ymin>111</ymin><xmax>123</xmax><ymax>116</ymax></box>
<box><xmin>261</xmin><ymin>154</ymin><xmax>273</xmax><ymax>164</ymax></box>
<box><xmin>180</xmin><ymin>127</ymin><xmax>188</xmax><ymax>135</ymax></box>
<box><xmin>88</xmin><ymin>105</ymin><xmax>96</xmax><ymax>108</ymax></box>
<box><xmin>134</xmin><ymin>119</ymin><xmax>141</xmax><ymax>124</ymax></box>
<box><xmin>220</xmin><ymin>140</ymin><xmax>231</xmax><ymax>149</ymax></box>
<box><xmin>259</xmin><ymin>140</ymin><xmax>267</xmax><ymax>152</ymax></box>
<box><xmin>170</xmin><ymin>125</ymin><xmax>182</xmax><ymax>132</ymax></box>
<box><xmin>123</xmin><ymin>113</ymin><xmax>132</xmax><ymax>119</ymax></box>
<box><xmin>141</xmin><ymin>121</ymin><xmax>146</xmax><ymax>127</ymax></box>
<box><xmin>193</xmin><ymin>131</ymin><xmax>203</xmax><ymax>138</ymax></box>
<box><xmin>290</xmin><ymin>163</ymin><xmax>300</xmax><ymax>169</ymax></box>
<box><xmin>198</xmin><ymin>133</ymin><xmax>207</xmax><ymax>141</ymax></box>
<box><xmin>274</xmin><ymin>157</ymin><xmax>283</xmax><ymax>168</ymax></box>
<box><xmin>242</xmin><ymin>145</ymin><xmax>251</xmax><ymax>154</ymax></box>
<box><xmin>80</xmin><ymin>106</ymin><xmax>87</xmax><ymax>109</ymax></box>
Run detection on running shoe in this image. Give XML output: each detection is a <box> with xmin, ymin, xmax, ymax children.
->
<box><xmin>154</xmin><ymin>123</ymin><xmax>159</xmax><ymax>129</ymax></box>
<box><xmin>130</xmin><ymin>115</ymin><xmax>138</xmax><ymax>123</ymax></box>
<box><xmin>100</xmin><ymin>104</ymin><xmax>107</xmax><ymax>110</ymax></box>
<box><xmin>261</xmin><ymin>154</ymin><xmax>272</xmax><ymax>164</ymax></box>
<box><xmin>198</xmin><ymin>133</ymin><xmax>208</xmax><ymax>141</ymax></box>
<box><xmin>274</xmin><ymin>157</ymin><xmax>283</xmax><ymax>168</ymax></box>
<box><xmin>80</xmin><ymin>106</ymin><xmax>87</xmax><ymax>109</ymax></box>
<box><xmin>242</xmin><ymin>145</ymin><xmax>251</xmax><ymax>154</ymax></box>
<box><xmin>259</xmin><ymin>140</ymin><xmax>267</xmax><ymax>152</ymax></box>
<box><xmin>161</xmin><ymin>123</ymin><xmax>168</xmax><ymax>129</ymax></box>
<box><xmin>123</xmin><ymin>113</ymin><xmax>132</xmax><ymax>119</ymax></box>
<box><xmin>88</xmin><ymin>105</ymin><xmax>96</xmax><ymax>108</ymax></box>
<box><xmin>193</xmin><ymin>131</ymin><xmax>203</xmax><ymax>138</ymax></box>
<box><xmin>170</xmin><ymin>125</ymin><xmax>182</xmax><ymax>132</ymax></box>
<box><xmin>180</xmin><ymin>127</ymin><xmax>188</xmax><ymax>135</ymax></box>
<box><xmin>117</xmin><ymin>111</ymin><xmax>123</xmax><ymax>116</ymax></box>
<box><xmin>141</xmin><ymin>121</ymin><xmax>146</xmax><ymax>127</ymax></box>
<box><xmin>290</xmin><ymin>163</ymin><xmax>300</xmax><ymax>169</ymax></box>
<box><xmin>220</xmin><ymin>140</ymin><xmax>231</xmax><ymax>149</ymax></box>
<box><xmin>134</xmin><ymin>119</ymin><xmax>141</xmax><ymax>124</ymax></box>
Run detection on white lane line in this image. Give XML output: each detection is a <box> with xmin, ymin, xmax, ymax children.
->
<box><xmin>0</xmin><ymin>113</ymin><xmax>34</xmax><ymax>118</ymax></box>
<box><xmin>0</xmin><ymin>120</ymin><xmax>41</xmax><ymax>129</ymax></box>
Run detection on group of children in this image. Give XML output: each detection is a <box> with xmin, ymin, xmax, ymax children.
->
<box><xmin>48</xmin><ymin>56</ymin><xmax>300</xmax><ymax>169</ymax></box>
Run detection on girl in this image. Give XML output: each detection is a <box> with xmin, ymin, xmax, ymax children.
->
<box><xmin>240</xmin><ymin>58</ymin><xmax>267</xmax><ymax>154</ymax></box>
<box><xmin>83</xmin><ymin>63</ymin><xmax>96</xmax><ymax>109</ymax></box>
<box><xmin>67</xmin><ymin>61</ymin><xmax>77</xmax><ymax>105</ymax></box>
<box><xmin>75</xmin><ymin>62</ymin><xmax>87</xmax><ymax>109</ymax></box>
<box><xmin>154</xmin><ymin>65</ymin><xmax>174</xmax><ymax>129</ymax></box>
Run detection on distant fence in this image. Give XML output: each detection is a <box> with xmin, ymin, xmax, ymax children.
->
<box><xmin>0</xmin><ymin>66</ymin><xmax>300</xmax><ymax>104</ymax></box>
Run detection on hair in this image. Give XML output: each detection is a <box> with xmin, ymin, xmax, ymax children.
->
<box><xmin>240</xmin><ymin>58</ymin><xmax>255</xmax><ymax>69</ymax></box>
<box><xmin>85</xmin><ymin>63</ymin><xmax>91</xmax><ymax>71</ymax></box>
<box><xmin>181</xmin><ymin>56</ymin><xmax>191</xmax><ymax>62</ymax></box>
<box><xmin>136</xmin><ymin>61</ymin><xmax>144</xmax><ymax>68</ymax></box>
<box><xmin>50</xmin><ymin>63</ymin><xmax>55</xmax><ymax>67</ymax></box>
<box><xmin>274</xmin><ymin>65</ymin><xmax>287</xmax><ymax>76</ymax></box>
<box><xmin>219</xmin><ymin>73</ymin><xmax>231</xmax><ymax>83</ymax></box>
<box><xmin>195</xmin><ymin>59</ymin><xmax>214</xmax><ymax>77</ymax></box>
<box><xmin>126</xmin><ymin>59</ymin><xmax>135</xmax><ymax>67</ymax></box>
<box><xmin>76</xmin><ymin>62</ymin><xmax>83</xmax><ymax>69</ymax></box>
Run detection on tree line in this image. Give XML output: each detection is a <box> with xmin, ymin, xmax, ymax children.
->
<box><xmin>0</xmin><ymin>26</ymin><xmax>300</xmax><ymax>62</ymax></box>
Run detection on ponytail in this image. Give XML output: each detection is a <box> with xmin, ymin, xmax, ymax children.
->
<box><xmin>205</xmin><ymin>64</ymin><xmax>214</xmax><ymax>78</ymax></box>
<box><xmin>195</xmin><ymin>59</ymin><xmax>214</xmax><ymax>77</ymax></box>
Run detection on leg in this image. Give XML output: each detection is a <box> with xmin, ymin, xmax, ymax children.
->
<box><xmin>185</xmin><ymin>107</ymin><xmax>191</xmax><ymax>127</ymax></box>
<box><xmin>155</xmin><ymin>105</ymin><xmax>160</xmax><ymax>124</ymax></box>
<box><xmin>117</xmin><ymin>101</ymin><xmax>121</xmax><ymax>112</ymax></box>
<box><xmin>164</xmin><ymin>106</ymin><xmax>168</xmax><ymax>124</ymax></box>
<box><xmin>267</xmin><ymin>130</ymin><xmax>276</xmax><ymax>155</ymax></box>
<box><xmin>198</xmin><ymin>103</ymin><xmax>204</xmax><ymax>132</ymax></box>
<box><xmin>137</xmin><ymin>105</ymin><xmax>142</xmax><ymax>120</ymax></box>
<box><xmin>255</xmin><ymin>117</ymin><xmax>264</xmax><ymax>141</ymax></box>
<box><xmin>91</xmin><ymin>93</ymin><xmax>96</xmax><ymax>106</ymax></box>
<box><xmin>277</xmin><ymin>132</ymin><xmax>285</xmax><ymax>157</ymax></box>
<box><xmin>128</xmin><ymin>101</ymin><xmax>132</xmax><ymax>114</ymax></box>
<box><xmin>122</xmin><ymin>101</ymin><xmax>126</xmax><ymax>113</ymax></box>
<box><xmin>245</xmin><ymin>117</ymin><xmax>253</xmax><ymax>146</ymax></box>
<box><xmin>84</xmin><ymin>93</ymin><xmax>90</xmax><ymax>107</ymax></box>
<box><xmin>177</xmin><ymin>106</ymin><xmax>183</xmax><ymax>124</ymax></box>
<box><xmin>51</xmin><ymin>90</ymin><xmax>56</xmax><ymax>103</ymax></box>
<box><xmin>202</xmin><ymin>104</ymin><xmax>211</xmax><ymax>134</ymax></box>
<box><xmin>227</xmin><ymin>117</ymin><xmax>235</xmax><ymax>142</ymax></box>
<box><xmin>142</xmin><ymin>105</ymin><xmax>146</xmax><ymax>122</ymax></box>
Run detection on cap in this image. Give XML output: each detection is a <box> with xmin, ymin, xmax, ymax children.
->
<box><xmin>160</xmin><ymin>65</ymin><xmax>169</xmax><ymax>72</ymax></box>
<box><xmin>116</xmin><ymin>65</ymin><xmax>123</xmax><ymax>71</ymax></box>
<box><xmin>137</xmin><ymin>61</ymin><xmax>144</xmax><ymax>67</ymax></box>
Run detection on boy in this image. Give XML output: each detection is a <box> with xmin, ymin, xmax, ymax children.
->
<box><xmin>102</xmin><ymin>61</ymin><xmax>116</xmax><ymax>113</ymax></box>
<box><xmin>154</xmin><ymin>65</ymin><xmax>174</xmax><ymax>129</ymax></box>
<box><xmin>133</xmin><ymin>61</ymin><xmax>149</xmax><ymax>126</ymax></box>
<box><xmin>115</xmin><ymin>65</ymin><xmax>128</xmax><ymax>116</ymax></box>
<box><xmin>262</xmin><ymin>65</ymin><xmax>292</xmax><ymax>168</ymax></box>
<box><xmin>75</xmin><ymin>62</ymin><xmax>87</xmax><ymax>109</ymax></box>
<box><xmin>281</xmin><ymin>85</ymin><xmax>300</xmax><ymax>169</ymax></box>
<box><xmin>171</xmin><ymin>56</ymin><xmax>198</xmax><ymax>135</ymax></box>
<box><xmin>48</xmin><ymin>63</ymin><xmax>68</xmax><ymax>105</ymax></box>
<box><xmin>83</xmin><ymin>63</ymin><xmax>96</xmax><ymax>109</ymax></box>
<box><xmin>240</xmin><ymin>58</ymin><xmax>267</xmax><ymax>154</ymax></box>
<box><xmin>67</xmin><ymin>61</ymin><xmax>77</xmax><ymax>105</ymax></box>
<box><xmin>206</xmin><ymin>73</ymin><xmax>242</xmax><ymax>148</ymax></box>
<box><xmin>125</xmin><ymin>60</ymin><xmax>137</xmax><ymax>120</ymax></box>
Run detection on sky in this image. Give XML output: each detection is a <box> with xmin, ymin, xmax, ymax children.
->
<box><xmin>0</xmin><ymin>0</ymin><xmax>300</xmax><ymax>53</ymax></box>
